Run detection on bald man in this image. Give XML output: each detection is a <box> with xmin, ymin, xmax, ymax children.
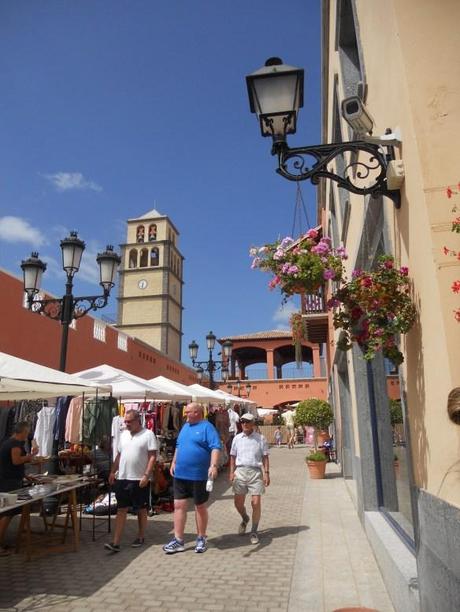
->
<box><xmin>163</xmin><ymin>403</ymin><xmax>221</xmax><ymax>554</ymax></box>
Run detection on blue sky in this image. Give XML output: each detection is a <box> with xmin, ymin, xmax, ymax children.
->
<box><xmin>0</xmin><ymin>0</ymin><xmax>321</xmax><ymax>369</ymax></box>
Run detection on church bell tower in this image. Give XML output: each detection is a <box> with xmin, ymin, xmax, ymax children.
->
<box><xmin>116</xmin><ymin>209</ymin><xmax>183</xmax><ymax>361</ymax></box>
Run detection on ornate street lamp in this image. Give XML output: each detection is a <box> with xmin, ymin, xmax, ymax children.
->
<box><xmin>227</xmin><ymin>379</ymin><xmax>252</xmax><ymax>398</ymax></box>
<box><xmin>188</xmin><ymin>332</ymin><xmax>233</xmax><ymax>390</ymax></box>
<box><xmin>21</xmin><ymin>232</ymin><xmax>121</xmax><ymax>372</ymax></box>
<box><xmin>246</xmin><ymin>57</ymin><xmax>402</xmax><ymax>207</ymax></box>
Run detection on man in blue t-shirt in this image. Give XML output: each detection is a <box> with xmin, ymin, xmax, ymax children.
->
<box><xmin>163</xmin><ymin>403</ymin><xmax>221</xmax><ymax>555</ymax></box>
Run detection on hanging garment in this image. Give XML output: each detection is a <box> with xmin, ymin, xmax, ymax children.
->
<box><xmin>0</xmin><ymin>408</ymin><xmax>13</xmax><ymax>443</ymax></box>
<box><xmin>111</xmin><ymin>415</ymin><xmax>126</xmax><ymax>460</ymax></box>
<box><xmin>33</xmin><ymin>405</ymin><xmax>56</xmax><ymax>457</ymax></box>
<box><xmin>65</xmin><ymin>396</ymin><xmax>84</xmax><ymax>444</ymax></box>
<box><xmin>53</xmin><ymin>396</ymin><xmax>72</xmax><ymax>445</ymax></box>
<box><xmin>82</xmin><ymin>397</ymin><xmax>118</xmax><ymax>446</ymax></box>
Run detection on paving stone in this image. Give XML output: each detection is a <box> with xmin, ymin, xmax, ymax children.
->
<box><xmin>0</xmin><ymin>447</ymin><xmax>394</xmax><ymax>612</ymax></box>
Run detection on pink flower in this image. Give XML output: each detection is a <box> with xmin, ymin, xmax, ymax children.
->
<box><xmin>360</xmin><ymin>276</ymin><xmax>372</xmax><ymax>288</ymax></box>
<box><xmin>288</xmin><ymin>265</ymin><xmax>299</xmax><ymax>275</ymax></box>
<box><xmin>452</xmin><ymin>280</ymin><xmax>460</xmax><ymax>294</ymax></box>
<box><xmin>250</xmin><ymin>257</ymin><xmax>261</xmax><ymax>269</ymax></box>
<box><xmin>400</xmin><ymin>266</ymin><xmax>409</xmax><ymax>276</ymax></box>
<box><xmin>306</xmin><ymin>228</ymin><xmax>318</xmax><ymax>239</ymax></box>
<box><xmin>384</xmin><ymin>259</ymin><xmax>394</xmax><ymax>269</ymax></box>
<box><xmin>323</xmin><ymin>269</ymin><xmax>336</xmax><ymax>280</ymax></box>
<box><xmin>447</xmin><ymin>187</ymin><xmax>453</xmax><ymax>199</ymax></box>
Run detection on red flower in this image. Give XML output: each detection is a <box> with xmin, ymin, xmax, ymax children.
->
<box><xmin>447</xmin><ymin>187</ymin><xmax>453</xmax><ymax>198</ymax></box>
<box><xmin>452</xmin><ymin>280</ymin><xmax>460</xmax><ymax>294</ymax></box>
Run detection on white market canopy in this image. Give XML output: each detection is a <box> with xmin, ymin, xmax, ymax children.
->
<box><xmin>73</xmin><ymin>364</ymin><xmax>172</xmax><ymax>400</ymax></box>
<box><xmin>187</xmin><ymin>383</ymin><xmax>231</xmax><ymax>403</ymax></box>
<box><xmin>212</xmin><ymin>388</ymin><xmax>257</xmax><ymax>407</ymax></box>
<box><xmin>148</xmin><ymin>376</ymin><xmax>193</xmax><ymax>401</ymax></box>
<box><xmin>0</xmin><ymin>351</ymin><xmax>112</xmax><ymax>400</ymax></box>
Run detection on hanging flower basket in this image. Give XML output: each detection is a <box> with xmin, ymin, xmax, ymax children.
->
<box><xmin>250</xmin><ymin>229</ymin><xmax>347</xmax><ymax>301</ymax></box>
<box><xmin>290</xmin><ymin>312</ymin><xmax>307</xmax><ymax>366</ymax></box>
<box><xmin>328</xmin><ymin>255</ymin><xmax>417</xmax><ymax>366</ymax></box>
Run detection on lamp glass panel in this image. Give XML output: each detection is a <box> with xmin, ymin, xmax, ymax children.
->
<box><xmin>252</xmin><ymin>74</ymin><xmax>299</xmax><ymax>117</ymax></box>
<box><xmin>206</xmin><ymin>332</ymin><xmax>216</xmax><ymax>350</ymax></box>
<box><xmin>62</xmin><ymin>242</ymin><xmax>84</xmax><ymax>273</ymax></box>
<box><xmin>99</xmin><ymin>256</ymin><xmax>117</xmax><ymax>288</ymax></box>
<box><xmin>23</xmin><ymin>265</ymin><xmax>42</xmax><ymax>293</ymax></box>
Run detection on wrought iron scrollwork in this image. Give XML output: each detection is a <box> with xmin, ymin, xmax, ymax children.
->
<box><xmin>272</xmin><ymin>140</ymin><xmax>400</xmax><ymax>207</ymax></box>
<box><xmin>27</xmin><ymin>293</ymin><xmax>109</xmax><ymax>322</ymax></box>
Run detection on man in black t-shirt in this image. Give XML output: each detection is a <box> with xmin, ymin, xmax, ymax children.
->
<box><xmin>0</xmin><ymin>421</ymin><xmax>36</xmax><ymax>556</ymax></box>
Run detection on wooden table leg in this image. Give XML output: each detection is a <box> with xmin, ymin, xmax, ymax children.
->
<box><xmin>68</xmin><ymin>489</ymin><xmax>79</xmax><ymax>551</ymax></box>
<box><xmin>16</xmin><ymin>505</ymin><xmax>32</xmax><ymax>560</ymax></box>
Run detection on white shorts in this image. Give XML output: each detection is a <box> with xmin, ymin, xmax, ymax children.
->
<box><xmin>232</xmin><ymin>466</ymin><xmax>265</xmax><ymax>496</ymax></box>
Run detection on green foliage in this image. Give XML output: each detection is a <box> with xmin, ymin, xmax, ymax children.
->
<box><xmin>389</xmin><ymin>399</ymin><xmax>403</xmax><ymax>426</ymax></box>
<box><xmin>306</xmin><ymin>451</ymin><xmax>328</xmax><ymax>462</ymax></box>
<box><xmin>330</xmin><ymin>255</ymin><xmax>417</xmax><ymax>366</ymax></box>
<box><xmin>295</xmin><ymin>399</ymin><xmax>334</xmax><ymax>430</ymax></box>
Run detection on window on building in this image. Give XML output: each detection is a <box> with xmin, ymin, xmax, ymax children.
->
<box><xmin>93</xmin><ymin>320</ymin><xmax>106</xmax><ymax>342</ymax></box>
<box><xmin>336</xmin><ymin>0</ymin><xmax>364</xmax><ymax>98</ymax></box>
<box><xmin>139</xmin><ymin>248</ymin><xmax>148</xmax><ymax>268</ymax></box>
<box><xmin>150</xmin><ymin>247</ymin><xmax>159</xmax><ymax>267</ymax></box>
<box><xmin>148</xmin><ymin>224</ymin><xmax>157</xmax><ymax>241</ymax></box>
<box><xmin>136</xmin><ymin>225</ymin><xmax>145</xmax><ymax>243</ymax></box>
<box><xmin>128</xmin><ymin>249</ymin><xmax>138</xmax><ymax>269</ymax></box>
<box><xmin>117</xmin><ymin>333</ymin><xmax>128</xmax><ymax>351</ymax></box>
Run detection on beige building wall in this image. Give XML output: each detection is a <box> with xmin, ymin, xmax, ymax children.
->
<box><xmin>323</xmin><ymin>0</ymin><xmax>460</xmax><ymax>506</ymax></box>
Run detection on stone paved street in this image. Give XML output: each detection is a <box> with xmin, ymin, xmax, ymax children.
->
<box><xmin>0</xmin><ymin>446</ymin><xmax>394</xmax><ymax>612</ymax></box>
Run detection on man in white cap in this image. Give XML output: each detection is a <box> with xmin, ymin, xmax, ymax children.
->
<box><xmin>229</xmin><ymin>413</ymin><xmax>270</xmax><ymax>545</ymax></box>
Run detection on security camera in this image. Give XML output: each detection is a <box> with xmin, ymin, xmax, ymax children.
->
<box><xmin>341</xmin><ymin>96</ymin><xmax>374</xmax><ymax>135</ymax></box>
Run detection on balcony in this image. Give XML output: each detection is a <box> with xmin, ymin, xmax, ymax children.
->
<box><xmin>301</xmin><ymin>291</ymin><xmax>328</xmax><ymax>344</ymax></box>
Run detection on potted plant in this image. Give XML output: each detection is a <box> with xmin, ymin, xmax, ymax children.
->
<box><xmin>329</xmin><ymin>255</ymin><xmax>417</xmax><ymax>366</ymax></box>
<box><xmin>250</xmin><ymin>229</ymin><xmax>347</xmax><ymax>302</ymax></box>
<box><xmin>295</xmin><ymin>398</ymin><xmax>334</xmax><ymax>448</ymax></box>
<box><xmin>304</xmin><ymin>450</ymin><xmax>328</xmax><ymax>479</ymax></box>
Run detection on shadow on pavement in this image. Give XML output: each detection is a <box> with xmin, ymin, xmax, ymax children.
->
<box><xmin>210</xmin><ymin>524</ymin><xmax>309</xmax><ymax>556</ymax></box>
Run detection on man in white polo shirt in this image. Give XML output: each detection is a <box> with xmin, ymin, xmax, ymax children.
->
<box><xmin>229</xmin><ymin>413</ymin><xmax>270</xmax><ymax>545</ymax></box>
<box><xmin>105</xmin><ymin>409</ymin><xmax>157</xmax><ymax>552</ymax></box>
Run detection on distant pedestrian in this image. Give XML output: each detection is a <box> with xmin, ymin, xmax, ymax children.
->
<box><xmin>163</xmin><ymin>403</ymin><xmax>221</xmax><ymax>554</ymax></box>
<box><xmin>229</xmin><ymin>413</ymin><xmax>270</xmax><ymax>545</ymax></box>
<box><xmin>274</xmin><ymin>426</ymin><xmax>282</xmax><ymax>447</ymax></box>
<box><xmin>282</xmin><ymin>408</ymin><xmax>296</xmax><ymax>449</ymax></box>
<box><xmin>105</xmin><ymin>409</ymin><xmax>158</xmax><ymax>552</ymax></box>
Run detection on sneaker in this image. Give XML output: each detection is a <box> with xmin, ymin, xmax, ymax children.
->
<box><xmin>238</xmin><ymin>515</ymin><xmax>249</xmax><ymax>535</ymax></box>
<box><xmin>195</xmin><ymin>536</ymin><xmax>207</xmax><ymax>553</ymax></box>
<box><xmin>250</xmin><ymin>532</ymin><xmax>259</xmax><ymax>545</ymax></box>
<box><xmin>104</xmin><ymin>542</ymin><xmax>121</xmax><ymax>553</ymax></box>
<box><xmin>131</xmin><ymin>538</ymin><xmax>145</xmax><ymax>548</ymax></box>
<box><xmin>163</xmin><ymin>537</ymin><xmax>185</xmax><ymax>554</ymax></box>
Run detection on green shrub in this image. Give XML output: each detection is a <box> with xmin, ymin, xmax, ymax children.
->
<box><xmin>295</xmin><ymin>399</ymin><xmax>334</xmax><ymax>430</ymax></box>
<box><xmin>389</xmin><ymin>399</ymin><xmax>403</xmax><ymax>426</ymax></box>
<box><xmin>306</xmin><ymin>451</ymin><xmax>328</xmax><ymax>462</ymax></box>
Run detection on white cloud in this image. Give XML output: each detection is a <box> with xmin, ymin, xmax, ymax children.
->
<box><xmin>42</xmin><ymin>172</ymin><xmax>102</xmax><ymax>193</ymax></box>
<box><xmin>273</xmin><ymin>302</ymin><xmax>298</xmax><ymax>329</ymax></box>
<box><xmin>0</xmin><ymin>216</ymin><xmax>46</xmax><ymax>246</ymax></box>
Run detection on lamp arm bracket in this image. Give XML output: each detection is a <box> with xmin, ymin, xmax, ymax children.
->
<box><xmin>27</xmin><ymin>297</ymin><xmax>63</xmax><ymax>320</ymax></box>
<box><xmin>27</xmin><ymin>293</ymin><xmax>109</xmax><ymax>322</ymax></box>
<box><xmin>272</xmin><ymin>139</ymin><xmax>401</xmax><ymax>207</ymax></box>
<box><xmin>71</xmin><ymin>293</ymin><xmax>109</xmax><ymax>319</ymax></box>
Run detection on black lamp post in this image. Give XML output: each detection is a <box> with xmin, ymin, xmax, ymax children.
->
<box><xmin>188</xmin><ymin>332</ymin><xmax>233</xmax><ymax>390</ymax></box>
<box><xmin>246</xmin><ymin>57</ymin><xmax>401</xmax><ymax>207</ymax></box>
<box><xmin>21</xmin><ymin>232</ymin><xmax>121</xmax><ymax>372</ymax></box>
<box><xmin>227</xmin><ymin>379</ymin><xmax>252</xmax><ymax>399</ymax></box>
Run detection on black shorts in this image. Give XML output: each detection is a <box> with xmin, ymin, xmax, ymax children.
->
<box><xmin>114</xmin><ymin>479</ymin><xmax>149</xmax><ymax>510</ymax></box>
<box><xmin>173</xmin><ymin>478</ymin><xmax>209</xmax><ymax>506</ymax></box>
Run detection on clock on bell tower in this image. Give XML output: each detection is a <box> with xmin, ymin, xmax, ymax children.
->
<box><xmin>116</xmin><ymin>208</ymin><xmax>184</xmax><ymax>360</ymax></box>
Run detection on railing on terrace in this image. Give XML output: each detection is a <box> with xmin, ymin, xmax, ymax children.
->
<box><xmin>302</xmin><ymin>291</ymin><xmax>327</xmax><ymax>314</ymax></box>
